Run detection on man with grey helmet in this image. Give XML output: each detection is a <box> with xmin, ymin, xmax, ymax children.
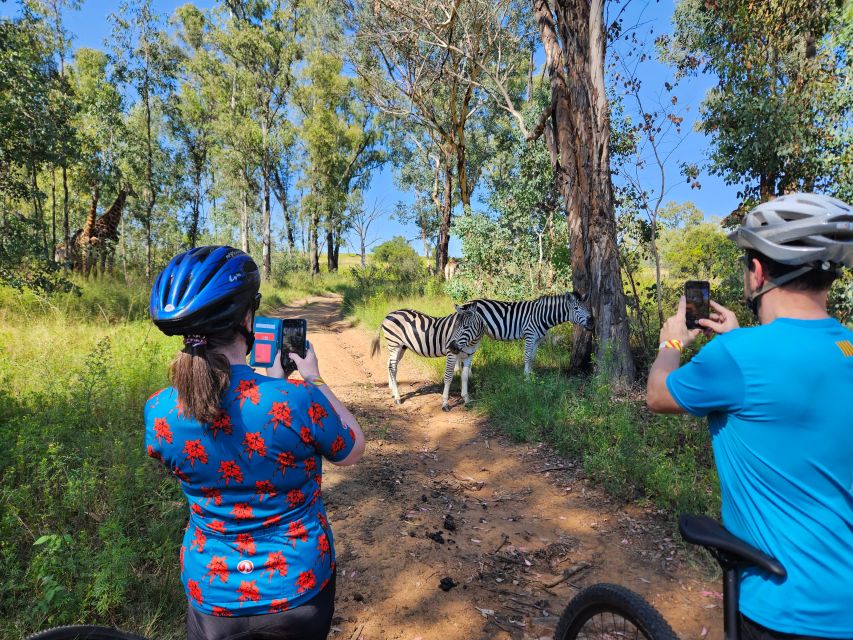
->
<box><xmin>646</xmin><ymin>193</ymin><xmax>853</xmax><ymax>639</ymax></box>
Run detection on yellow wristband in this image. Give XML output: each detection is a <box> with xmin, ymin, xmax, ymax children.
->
<box><xmin>658</xmin><ymin>339</ymin><xmax>683</xmax><ymax>353</ymax></box>
<box><xmin>308</xmin><ymin>377</ymin><xmax>326</xmax><ymax>386</ymax></box>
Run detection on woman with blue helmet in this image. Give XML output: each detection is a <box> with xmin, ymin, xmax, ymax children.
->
<box><xmin>146</xmin><ymin>246</ymin><xmax>365</xmax><ymax>640</ymax></box>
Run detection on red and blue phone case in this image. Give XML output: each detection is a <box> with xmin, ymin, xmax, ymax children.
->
<box><xmin>249</xmin><ymin>316</ymin><xmax>282</xmax><ymax>367</ymax></box>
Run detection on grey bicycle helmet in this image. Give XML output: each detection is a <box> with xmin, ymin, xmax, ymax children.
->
<box><xmin>729</xmin><ymin>193</ymin><xmax>853</xmax><ymax>308</ymax></box>
<box><xmin>729</xmin><ymin>193</ymin><xmax>853</xmax><ymax>267</ymax></box>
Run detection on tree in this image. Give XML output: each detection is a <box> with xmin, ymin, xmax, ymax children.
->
<box><xmin>297</xmin><ymin>49</ymin><xmax>383</xmax><ymax>273</ymax></box>
<box><xmin>111</xmin><ymin>0</ymin><xmax>177</xmax><ymax>280</ymax></box>
<box><xmin>350</xmin><ymin>0</ymin><xmax>508</xmax><ymax>273</ymax></box>
<box><xmin>530</xmin><ymin>0</ymin><xmax>635</xmax><ymax>381</ymax></box>
<box><xmin>349</xmin><ymin>197</ymin><xmax>385</xmax><ymax>267</ymax></box>
<box><xmin>665</xmin><ymin>0</ymin><xmax>850</xmax><ymax>207</ymax></box>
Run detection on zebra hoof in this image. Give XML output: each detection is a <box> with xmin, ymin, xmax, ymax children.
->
<box><xmin>394</xmin><ymin>398</ymin><xmax>402</xmax><ymax>405</ymax></box>
<box><xmin>442</xmin><ymin>404</ymin><xmax>451</xmax><ymax>412</ymax></box>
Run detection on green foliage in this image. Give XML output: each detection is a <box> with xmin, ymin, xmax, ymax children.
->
<box><xmin>665</xmin><ymin>0</ymin><xmax>851</xmax><ymax>200</ymax></box>
<box><xmin>346</xmin><ymin>237</ymin><xmax>426</xmax><ymax>300</ymax></box>
<box><xmin>0</xmin><ymin>302</ymin><xmax>185</xmax><ymax>637</ymax></box>
<box><xmin>0</xmin><ymin>215</ymin><xmax>76</xmax><ymax>294</ymax></box>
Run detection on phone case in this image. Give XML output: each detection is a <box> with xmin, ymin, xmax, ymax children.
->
<box><xmin>249</xmin><ymin>316</ymin><xmax>283</xmax><ymax>368</ymax></box>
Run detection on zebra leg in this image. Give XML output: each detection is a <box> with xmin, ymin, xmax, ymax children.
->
<box><xmin>441</xmin><ymin>354</ymin><xmax>457</xmax><ymax>412</ymax></box>
<box><xmin>460</xmin><ymin>354</ymin><xmax>473</xmax><ymax>407</ymax></box>
<box><xmin>388</xmin><ymin>345</ymin><xmax>406</xmax><ymax>404</ymax></box>
<box><xmin>523</xmin><ymin>332</ymin><xmax>545</xmax><ymax>377</ymax></box>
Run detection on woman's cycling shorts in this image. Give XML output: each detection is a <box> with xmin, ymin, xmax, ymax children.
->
<box><xmin>186</xmin><ymin>571</ymin><xmax>336</xmax><ymax>640</ymax></box>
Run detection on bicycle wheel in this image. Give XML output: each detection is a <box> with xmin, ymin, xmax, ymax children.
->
<box><xmin>24</xmin><ymin>625</ymin><xmax>150</xmax><ymax>640</ymax></box>
<box><xmin>554</xmin><ymin>583</ymin><xmax>679</xmax><ymax>640</ymax></box>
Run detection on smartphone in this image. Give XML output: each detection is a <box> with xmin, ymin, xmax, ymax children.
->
<box><xmin>684</xmin><ymin>280</ymin><xmax>710</xmax><ymax>330</ymax></box>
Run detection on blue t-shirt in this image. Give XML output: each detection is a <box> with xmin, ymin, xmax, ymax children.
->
<box><xmin>144</xmin><ymin>365</ymin><xmax>356</xmax><ymax>617</ymax></box>
<box><xmin>667</xmin><ymin>318</ymin><xmax>853</xmax><ymax>637</ymax></box>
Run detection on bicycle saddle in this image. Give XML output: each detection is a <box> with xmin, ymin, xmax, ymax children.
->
<box><xmin>679</xmin><ymin>514</ymin><xmax>786</xmax><ymax>578</ymax></box>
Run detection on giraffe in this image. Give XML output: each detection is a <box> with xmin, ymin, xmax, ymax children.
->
<box><xmin>89</xmin><ymin>184</ymin><xmax>136</xmax><ymax>275</ymax></box>
<box><xmin>55</xmin><ymin>185</ymin><xmax>99</xmax><ymax>272</ymax></box>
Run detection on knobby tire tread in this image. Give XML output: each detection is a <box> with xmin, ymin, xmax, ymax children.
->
<box><xmin>554</xmin><ymin>583</ymin><xmax>679</xmax><ymax>640</ymax></box>
<box><xmin>24</xmin><ymin>625</ymin><xmax>150</xmax><ymax>640</ymax></box>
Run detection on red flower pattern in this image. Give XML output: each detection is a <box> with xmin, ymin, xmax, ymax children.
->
<box><xmin>183</xmin><ymin>439</ymin><xmax>208</xmax><ymax>467</ymax></box>
<box><xmin>146</xmin><ymin>370</ymin><xmax>354</xmax><ymax>614</ymax></box>
<box><xmin>202</xmin><ymin>486</ymin><xmax>222</xmax><ymax>506</ymax></box>
<box><xmin>295</xmin><ymin>570</ymin><xmax>316</xmax><ymax>594</ymax></box>
<box><xmin>308</xmin><ymin>402</ymin><xmax>327</xmax><ymax>427</ymax></box>
<box><xmin>153</xmin><ymin>418</ymin><xmax>173</xmax><ymax>444</ymax></box>
<box><xmin>263</xmin><ymin>551</ymin><xmax>288</xmax><ymax>579</ymax></box>
<box><xmin>288</xmin><ymin>520</ymin><xmax>308</xmax><ymax>546</ymax></box>
<box><xmin>287</xmin><ymin>489</ymin><xmax>305</xmax><ymax>508</ymax></box>
<box><xmin>330</xmin><ymin>435</ymin><xmax>346</xmax><ymax>456</ymax></box>
<box><xmin>191</xmin><ymin>527</ymin><xmax>207</xmax><ymax>553</ymax></box>
<box><xmin>255</xmin><ymin>480</ymin><xmax>276</xmax><ymax>502</ymax></box>
<box><xmin>207</xmin><ymin>410</ymin><xmax>233</xmax><ymax>439</ymax></box>
<box><xmin>237</xmin><ymin>580</ymin><xmax>260</xmax><ymax>604</ymax></box>
<box><xmin>270</xmin><ymin>598</ymin><xmax>290</xmax><ymax>613</ymax></box>
<box><xmin>236</xmin><ymin>533</ymin><xmax>256</xmax><ymax>556</ymax></box>
<box><xmin>218</xmin><ymin>460</ymin><xmax>243</xmax><ymax>485</ymax></box>
<box><xmin>235</xmin><ymin>379</ymin><xmax>260</xmax><ymax>407</ymax></box>
<box><xmin>231</xmin><ymin>503</ymin><xmax>254</xmax><ymax>520</ymax></box>
<box><xmin>243</xmin><ymin>432</ymin><xmax>267</xmax><ymax>459</ymax></box>
<box><xmin>267</xmin><ymin>401</ymin><xmax>292</xmax><ymax>431</ymax></box>
<box><xmin>188</xmin><ymin>579</ymin><xmax>203</xmax><ymax>605</ymax></box>
<box><xmin>205</xmin><ymin>556</ymin><xmax>229</xmax><ymax>584</ymax></box>
<box><xmin>276</xmin><ymin>451</ymin><xmax>296</xmax><ymax>475</ymax></box>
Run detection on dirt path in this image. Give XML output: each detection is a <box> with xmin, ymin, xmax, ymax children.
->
<box><xmin>273</xmin><ymin>295</ymin><xmax>724</xmax><ymax>640</ymax></box>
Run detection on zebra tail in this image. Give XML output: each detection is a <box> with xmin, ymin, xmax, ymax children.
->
<box><xmin>370</xmin><ymin>329</ymin><xmax>381</xmax><ymax>358</ymax></box>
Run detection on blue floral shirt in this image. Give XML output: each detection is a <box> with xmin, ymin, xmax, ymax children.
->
<box><xmin>144</xmin><ymin>365</ymin><xmax>355</xmax><ymax>616</ymax></box>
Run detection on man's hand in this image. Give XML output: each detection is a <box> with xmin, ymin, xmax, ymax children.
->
<box><xmin>696</xmin><ymin>300</ymin><xmax>739</xmax><ymax>335</ymax></box>
<box><xmin>660</xmin><ymin>296</ymin><xmax>703</xmax><ymax>347</ymax></box>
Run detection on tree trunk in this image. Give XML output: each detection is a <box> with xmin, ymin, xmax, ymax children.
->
<box><xmin>533</xmin><ymin>0</ymin><xmax>634</xmax><ymax>382</ymax></box>
<box><xmin>437</xmin><ymin>162</ymin><xmax>453</xmax><ymax>277</ymax></box>
<box><xmin>309</xmin><ymin>206</ymin><xmax>319</xmax><ymax>275</ymax></box>
<box><xmin>190</xmin><ymin>167</ymin><xmax>201</xmax><ymax>249</ymax></box>
<box><xmin>326</xmin><ymin>226</ymin><xmax>335</xmax><ymax>272</ymax></box>
<box><xmin>241</xmin><ymin>189</ymin><xmax>249</xmax><ymax>253</ymax></box>
<box><xmin>62</xmin><ymin>164</ymin><xmax>69</xmax><ymax>271</ymax></box>
<box><xmin>262</xmin><ymin>169</ymin><xmax>271</xmax><ymax>281</ymax></box>
<box><xmin>51</xmin><ymin>167</ymin><xmax>56</xmax><ymax>263</ymax></box>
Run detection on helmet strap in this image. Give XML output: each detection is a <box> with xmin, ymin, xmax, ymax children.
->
<box><xmin>746</xmin><ymin>264</ymin><xmax>815</xmax><ymax>318</ymax></box>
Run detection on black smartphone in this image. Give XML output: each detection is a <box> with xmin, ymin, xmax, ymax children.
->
<box><xmin>280</xmin><ymin>319</ymin><xmax>307</xmax><ymax>376</ymax></box>
<box><xmin>684</xmin><ymin>280</ymin><xmax>710</xmax><ymax>330</ymax></box>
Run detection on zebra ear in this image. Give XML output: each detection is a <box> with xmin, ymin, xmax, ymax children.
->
<box><xmin>575</xmin><ymin>290</ymin><xmax>589</xmax><ymax>303</ymax></box>
<box><xmin>455</xmin><ymin>304</ymin><xmax>463</xmax><ymax>313</ymax></box>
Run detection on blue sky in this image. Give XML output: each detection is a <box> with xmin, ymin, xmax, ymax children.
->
<box><xmin>2</xmin><ymin>0</ymin><xmax>742</xmax><ymax>257</ymax></box>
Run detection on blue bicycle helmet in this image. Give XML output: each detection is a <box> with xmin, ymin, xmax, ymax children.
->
<box><xmin>150</xmin><ymin>246</ymin><xmax>261</xmax><ymax>336</ymax></box>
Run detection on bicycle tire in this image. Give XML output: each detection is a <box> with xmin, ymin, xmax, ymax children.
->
<box><xmin>554</xmin><ymin>583</ymin><xmax>679</xmax><ymax>640</ymax></box>
<box><xmin>24</xmin><ymin>625</ymin><xmax>151</xmax><ymax>640</ymax></box>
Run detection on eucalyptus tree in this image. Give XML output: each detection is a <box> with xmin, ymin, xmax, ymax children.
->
<box><xmin>349</xmin><ymin>0</ymin><xmax>512</xmax><ymax>272</ymax></box>
<box><xmin>665</xmin><ymin>0</ymin><xmax>851</xmax><ymax>206</ymax></box>
<box><xmin>213</xmin><ymin>0</ymin><xmax>302</xmax><ymax>281</ymax></box>
<box><xmin>297</xmin><ymin>49</ymin><xmax>384</xmax><ymax>273</ymax></box>
<box><xmin>528</xmin><ymin>0</ymin><xmax>634</xmax><ymax>381</ymax></box>
<box><xmin>110</xmin><ymin>0</ymin><xmax>178</xmax><ymax>280</ymax></box>
<box><xmin>168</xmin><ymin>4</ymin><xmax>218</xmax><ymax>249</ymax></box>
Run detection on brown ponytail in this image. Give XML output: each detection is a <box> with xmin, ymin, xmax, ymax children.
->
<box><xmin>169</xmin><ymin>330</ymin><xmax>237</xmax><ymax>424</ymax></box>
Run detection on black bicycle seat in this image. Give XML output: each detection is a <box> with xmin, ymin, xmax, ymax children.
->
<box><xmin>679</xmin><ymin>514</ymin><xmax>786</xmax><ymax>578</ymax></box>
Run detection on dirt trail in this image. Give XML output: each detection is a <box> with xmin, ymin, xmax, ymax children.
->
<box><xmin>273</xmin><ymin>295</ymin><xmax>723</xmax><ymax>640</ymax></box>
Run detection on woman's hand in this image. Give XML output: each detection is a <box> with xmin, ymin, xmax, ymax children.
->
<box><xmin>288</xmin><ymin>341</ymin><xmax>321</xmax><ymax>382</ymax></box>
<box><xmin>660</xmin><ymin>295</ymin><xmax>703</xmax><ymax>348</ymax></box>
<box><xmin>696</xmin><ymin>300</ymin><xmax>739</xmax><ymax>335</ymax></box>
<box><xmin>264</xmin><ymin>349</ymin><xmax>287</xmax><ymax>379</ymax></box>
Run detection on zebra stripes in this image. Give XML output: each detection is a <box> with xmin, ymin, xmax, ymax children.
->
<box><xmin>370</xmin><ymin>306</ymin><xmax>485</xmax><ymax>410</ymax></box>
<box><xmin>463</xmin><ymin>292</ymin><xmax>593</xmax><ymax>376</ymax></box>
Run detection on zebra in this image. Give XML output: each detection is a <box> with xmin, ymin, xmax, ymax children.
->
<box><xmin>370</xmin><ymin>305</ymin><xmax>485</xmax><ymax>411</ymax></box>
<box><xmin>461</xmin><ymin>292</ymin><xmax>593</xmax><ymax>376</ymax></box>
